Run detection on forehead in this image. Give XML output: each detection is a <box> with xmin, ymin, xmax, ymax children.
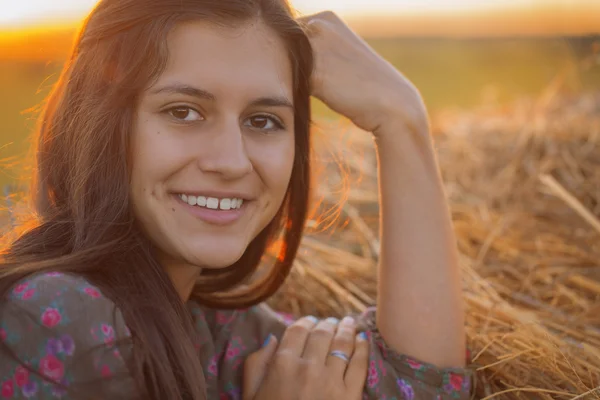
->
<box><xmin>155</xmin><ymin>20</ymin><xmax>293</xmax><ymax>102</ymax></box>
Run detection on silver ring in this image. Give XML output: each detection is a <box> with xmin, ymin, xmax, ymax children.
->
<box><xmin>329</xmin><ymin>350</ymin><xmax>350</xmax><ymax>363</ymax></box>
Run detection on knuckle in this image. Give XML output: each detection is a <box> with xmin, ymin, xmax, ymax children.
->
<box><xmin>333</xmin><ymin>335</ymin><xmax>354</xmax><ymax>349</ymax></box>
<box><xmin>309</xmin><ymin>326</ymin><xmax>332</xmax><ymax>340</ymax></box>
<box><xmin>273</xmin><ymin>351</ymin><xmax>296</xmax><ymax>370</ymax></box>
<box><xmin>319</xmin><ymin>10</ymin><xmax>338</xmax><ymax>19</ymax></box>
<box><xmin>286</xmin><ymin>323</ymin><xmax>309</xmax><ymax>336</ymax></box>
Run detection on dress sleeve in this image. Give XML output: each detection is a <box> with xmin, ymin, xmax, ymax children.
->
<box><xmin>210</xmin><ymin>304</ymin><xmax>473</xmax><ymax>400</ymax></box>
<box><xmin>0</xmin><ymin>272</ymin><xmax>134</xmax><ymax>400</ymax></box>
<box><xmin>356</xmin><ymin>307</ymin><xmax>473</xmax><ymax>400</ymax></box>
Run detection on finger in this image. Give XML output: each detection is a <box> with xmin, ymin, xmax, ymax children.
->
<box><xmin>327</xmin><ymin>316</ymin><xmax>357</xmax><ymax>375</ymax></box>
<box><xmin>345</xmin><ymin>332</ymin><xmax>369</xmax><ymax>393</ymax></box>
<box><xmin>277</xmin><ymin>316</ymin><xmax>319</xmax><ymax>357</ymax></box>
<box><xmin>302</xmin><ymin>317</ymin><xmax>339</xmax><ymax>362</ymax></box>
<box><xmin>243</xmin><ymin>335</ymin><xmax>279</xmax><ymax>400</ymax></box>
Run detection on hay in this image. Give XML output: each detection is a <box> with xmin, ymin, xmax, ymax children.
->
<box><xmin>268</xmin><ymin>91</ymin><xmax>600</xmax><ymax>399</ymax></box>
<box><xmin>2</xmin><ymin>91</ymin><xmax>599</xmax><ymax>398</ymax></box>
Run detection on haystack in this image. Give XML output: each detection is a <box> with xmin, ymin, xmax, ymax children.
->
<box><xmin>1</xmin><ymin>92</ymin><xmax>599</xmax><ymax>399</ymax></box>
<box><xmin>269</xmin><ymin>91</ymin><xmax>600</xmax><ymax>399</ymax></box>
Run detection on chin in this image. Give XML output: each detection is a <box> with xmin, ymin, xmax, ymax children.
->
<box><xmin>181</xmin><ymin>241</ymin><xmax>248</xmax><ymax>270</ymax></box>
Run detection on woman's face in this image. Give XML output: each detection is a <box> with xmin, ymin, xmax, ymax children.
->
<box><xmin>130</xmin><ymin>20</ymin><xmax>295</xmax><ymax>270</ymax></box>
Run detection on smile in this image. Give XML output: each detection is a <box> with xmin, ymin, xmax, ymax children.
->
<box><xmin>178</xmin><ymin>194</ymin><xmax>244</xmax><ymax>210</ymax></box>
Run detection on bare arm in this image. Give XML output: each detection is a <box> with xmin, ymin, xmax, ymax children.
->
<box><xmin>374</xmin><ymin>115</ymin><xmax>466</xmax><ymax>368</ymax></box>
<box><xmin>299</xmin><ymin>10</ymin><xmax>467</xmax><ymax>369</ymax></box>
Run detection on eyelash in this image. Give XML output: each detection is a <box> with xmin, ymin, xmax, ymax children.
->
<box><xmin>163</xmin><ymin>106</ymin><xmax>286</xmax><ymax>132</ymax></box>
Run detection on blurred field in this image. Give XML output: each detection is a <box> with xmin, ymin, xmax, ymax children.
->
<box><xmin>1</xmin><ymin>35</ymin><xmax>600</xmax><ymax>188</ymax></box>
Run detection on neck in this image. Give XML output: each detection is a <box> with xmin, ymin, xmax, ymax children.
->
<box><xmin>161</xmin><ymin>256</ymin><xmax>203</xmax><ymax>302</ymax></box>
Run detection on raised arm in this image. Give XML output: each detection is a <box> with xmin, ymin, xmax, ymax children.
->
<box><xmin>374</xmin><ymin>116</ymin><xmax>466</xmax><ymax>368</ymax></box>
<box><xmin>300</xmin><ymin>11</ymin><xmax>466</xmax><ymax>368</ymax></box>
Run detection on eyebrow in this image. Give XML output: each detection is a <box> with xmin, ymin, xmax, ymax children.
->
<box><xmin>149</xmin><ymin>83</ymin><xmax>294</xmax><ymax>109</ymax></box>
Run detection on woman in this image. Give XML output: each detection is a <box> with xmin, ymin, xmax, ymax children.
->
<box><xmin>0</xmin><ymin>0</ymin><xmax>471</xmax><ymax>399</ymax></box>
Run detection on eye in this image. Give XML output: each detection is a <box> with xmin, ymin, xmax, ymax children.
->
<box><xmin>165</xmin><ymin>106</ymin><xmax>204</xmax><ymax>123</ymax></box>
<box><xmin>244</xmin><ymin>114</ymin><xmax>285</xmax><ymax>132</ymax></box>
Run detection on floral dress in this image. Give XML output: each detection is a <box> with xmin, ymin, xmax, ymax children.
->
<box><xmin>0</xmin><ymin>272</ymin><xmax>473</xmax><ymax>399</ymax></box>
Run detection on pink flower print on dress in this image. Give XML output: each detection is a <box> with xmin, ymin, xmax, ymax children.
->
<box><xmin>215</xmin><ymin>311</ymin><xmax>234</xmax><ymax>326</ymax></box>
<box><xmin>101</xmin><ymin>324</ymin><xmax>115</xmax><ymax>344</ymax></box>
<box><xmin>0</xmin><ymin>379</ymin><xmax>13</xmax><ymax>399</ymax></box>
<box><xmin>14</xmin><ymin>365</ymin><xmax>30</xmax><ymax>387</ymax></box>
<box><xmin>13</xmin><ymin>283</ymin><xmax>28</xmax><ymax>295</ymax></box>
<box><xmin>225</xmin><ymin>346</ymin><xmax>240</xmax><ymax>361</ymax></box>
<box><xmin>405</xmin><ymin>358</ymin><xmax>424</xmax><ymax>371</ymax></box>
<box><xmin>0</xmin><ymin>328</ymin><xmax>6</xmax><ymax>341</ymax></box>
<box><xmin>366</xmin><ymin>360</ymin><xmax>379</xmax><ymax>388</ymax></box>
<box><xmin>39</xmin><ymin>355</ymin><xmax>65</xmax><ymax>382</ymax></box>
<box><xmin>21</xmin><ymin>289</ymin><xmax>35</xmax><ymax>301</ymax></box>
<box><xmin>449</xmin><ymin>373</ymin><xmax>464</xmax><ymax>391</ymax></box>
<box><xmin>84</xmin><ymin>287</ymin><xmax>101</xmax><ymax>298</ymax></box>
<box><xmin>206</xmin><ymin>355</ymin><xmax>218</xmax><ymax>377</ymax></box>
<box><xmin>41</xmin><ymin>308</ymin><xmax>62</xmax><ymax>328</ymax></box>
<box><xmin>101</xmin><ymin>365</ymin><xmax>112</xmax><ymax>378</ymax></box>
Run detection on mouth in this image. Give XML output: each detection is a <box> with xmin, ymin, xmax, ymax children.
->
<box><xmin>176</xmin><ymin>193</ymin><xmax>244</xmax><ymax>211</ymax></box>
<box><xmin>173</xmin><ymin>193</ymin><xmax>249</xmax><ymax>226</ymax></box>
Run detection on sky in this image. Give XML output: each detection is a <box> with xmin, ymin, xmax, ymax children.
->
<box><xmin>0</xmin><ymin>0</ymin><xmax>598</xmax><ymax>38</ymax></box>
<box><xmin>0</xmin><ymin>0</ymin><xmax>597</xmax><ymax>26</ymax></box>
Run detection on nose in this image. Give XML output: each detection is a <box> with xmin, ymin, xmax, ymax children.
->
<box><xmin>197</xmin><ymin>120</ymin><xmax>253</xmax><ymax>179</ymax></box>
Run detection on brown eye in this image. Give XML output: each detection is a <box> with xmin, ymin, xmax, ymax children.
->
<box><xmin>251</xmin><ymin>116</ymin><xmax>269</xmax><ymax>129</ymax></box>
<box><xmin>166</xmin><ymin>107</ymin><xmax>203</xmax><ymax>122</ymax></box>
<box><xmin>245</xmin><ymin>115</ymin><xmax>284</xmax><ymax>132</ymax></box>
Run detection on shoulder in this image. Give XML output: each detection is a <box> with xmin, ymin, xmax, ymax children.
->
<box><xmin>3</xmin><ymin>272</ymin><xmax>122</xmax><ymax>331</ymax></box>
<box><xmin>0</xmin><ymin>272</ymin><xmax>132</xmax><ymax>398</ymax></box>
<box><xmin>7</xmin><ymin>271</ymin><xmax>108</xmax><ymax>303</ymax></box>
<box><xmin>2</xmin><ymin>271</ymin><xmax>131</xmax><ymax>351</ymax></box>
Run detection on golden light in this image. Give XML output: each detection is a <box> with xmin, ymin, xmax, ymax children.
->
<box><xmin>294</xmin><ymin>0</ymin><xmax>524</xmax><ymax>15</ymax></box>
<box><xmin>0</xmin><ymin>0</ymin><xmax>565</xmax><ymax>27</ymax></box>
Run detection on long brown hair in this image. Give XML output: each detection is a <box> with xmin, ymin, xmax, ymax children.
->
<box><xmin>0</xmin><ymin>0</ymin><xmax>314</xmax><ymax>398</ymax></box>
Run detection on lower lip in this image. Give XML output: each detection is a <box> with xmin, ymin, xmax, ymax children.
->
<box><xmin>174</xmin><ymin>196</ymin><xmax>247</xmax><ymax>226</ymax></box>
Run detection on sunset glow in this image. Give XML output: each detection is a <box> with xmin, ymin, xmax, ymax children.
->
<box><xmin>0</xmin><ymin>0</ymin><xmax>598</xmax><ymax>42</ymax></box>
<box><xmin>1</xmin><ymin>0</ymin><xmax>599</xmax><ymax>26</ymax></box>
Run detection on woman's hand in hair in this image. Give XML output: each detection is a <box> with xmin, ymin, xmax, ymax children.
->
<box><xmin>298</xmin><ymin>11</ymin><xmax>428</xmax><ymax>137</ymax></box>
<box><xmin>242</xmin><ymin>316</ymin><xmax>368</xmax><ymax>400</ymax></box>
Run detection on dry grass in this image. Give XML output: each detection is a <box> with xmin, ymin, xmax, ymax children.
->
<box><xmin>268</xmin><ymin>91</ymin><xmax>600</xmax><ymax>399</ymax></box>
<box><xmin>2</xmin><ymin>91</ymin><xmax>600</xmax><ymax>398</ymax></box>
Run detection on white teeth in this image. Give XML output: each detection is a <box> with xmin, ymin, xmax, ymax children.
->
<box><xmin>179</xmin><ymin>194</ymin><xmax>244</xmax><ymax>210</ymax></box>
<box><xmin>206</xmin><ymin>197</ymin><xmax>219</xmax><ymax>209</ymax></box>
<box><xmin>220</xmin><ymin>198</ymin><xmax>231</xmax><ymax>210</ymax></box>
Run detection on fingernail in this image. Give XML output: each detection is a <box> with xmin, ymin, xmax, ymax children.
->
<box><xmin>358</xmin><ymin>332</ymin><xmax>368</xmax><ymax>341</ymax></box>
<box><xmin>306</xmin><ymin>315</ymin><xmax>319</xmax><ymax>324</ymax></box>
<box><xmin>325</xmin><ymin>317</ymin><xmax>340</xmax><ymax>325</ymax></box>
<box><xmin>262</xmin><ymin>334</ymin><xmax>272</xmax><ymax>347</ymax></box>
<box><xmin>341</xmin><ymin>316</ymin><xmax>355</xmax><ymax>326</ymax></box>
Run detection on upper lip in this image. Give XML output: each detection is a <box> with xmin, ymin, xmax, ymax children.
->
<box><xmin>172</xmin><ymin>190</ymin><xmax>254</xmax><ymax>201</ymax></box>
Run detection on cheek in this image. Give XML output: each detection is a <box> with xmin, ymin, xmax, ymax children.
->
<box><xmin>261</xmin><ymin>140</ymin><xmax>295</xmax><ymax>196</ymax></box>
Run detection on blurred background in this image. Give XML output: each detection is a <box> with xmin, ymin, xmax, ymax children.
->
<box><xmin>0</xmin><ymin>0</ymin><xmax>599</xmax><ymax>189</ymax></box>
<box><xmin>2</xmin><ymin>2</ymin><xmax>600</xmax><ymax>397</ymax></box>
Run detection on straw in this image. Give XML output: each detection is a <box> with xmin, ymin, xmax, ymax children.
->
<box><xmin>267</xmin><ymin>91</ymin><xmax>600</xmax><ymax>398</ymax></box>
